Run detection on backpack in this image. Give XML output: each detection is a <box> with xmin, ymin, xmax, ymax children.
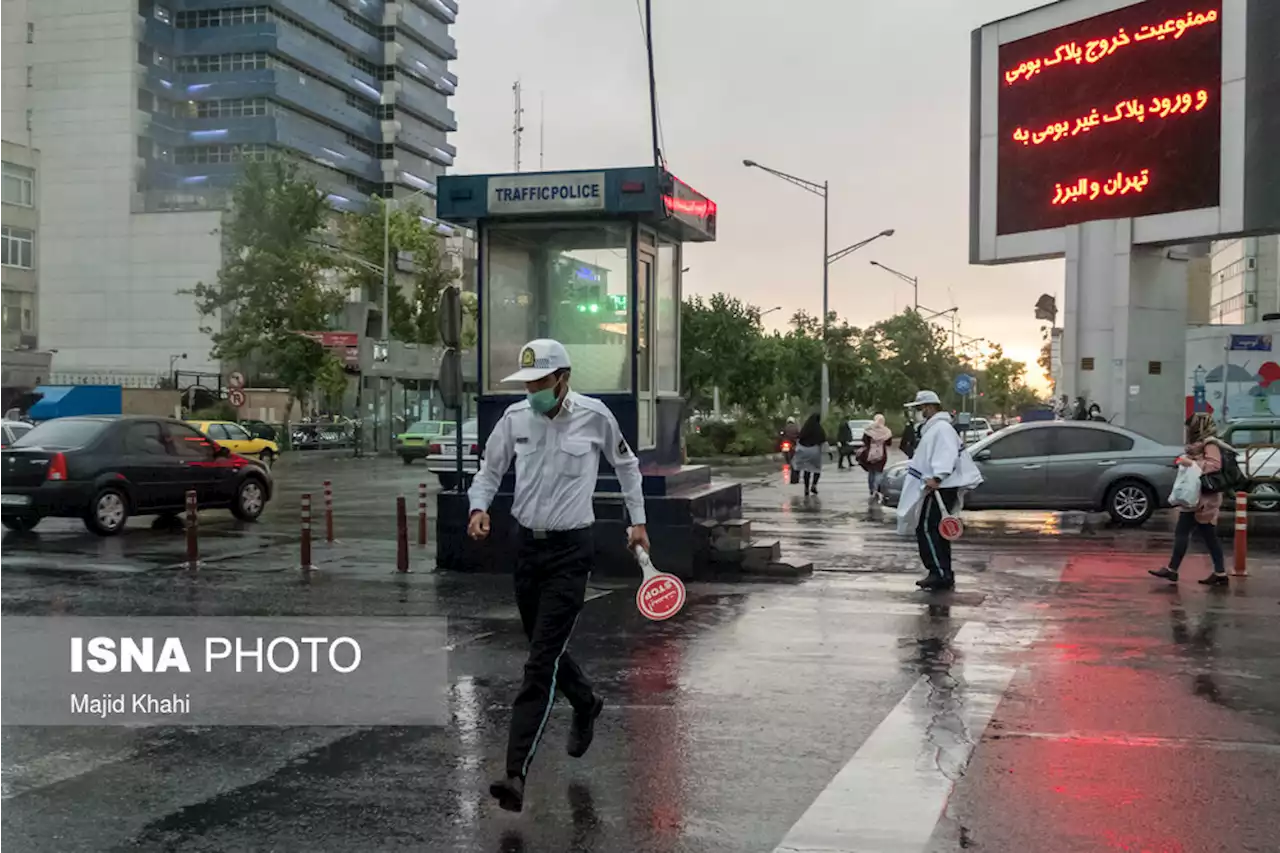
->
<box><xmin>1200</xmin><ymin>442</ymin><xmax>1246</xmax><ymax>494</ymax></box>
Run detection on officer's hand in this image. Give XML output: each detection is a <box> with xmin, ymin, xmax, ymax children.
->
<box><xmin>924</xmin><ymin>478</ymin><xmax>941</xmax><ymax>493</ymax></box>
<box><xmin>627</xmin><ymin>524</ymin><xmax>650</xmax><ymax>553</ymax></box>
<box><xmin>468</xmin><ymin>510</ymin><xmax>490</xmax><ymax>540</ymax></box>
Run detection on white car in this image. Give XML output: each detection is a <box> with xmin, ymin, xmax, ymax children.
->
<box><xmin>427</xmin><ymin>419</ymin><xmax>479</xmax><ymax>489</ymax></box>
<box><xmin>961</xmin><ymin>417</ymin><xmax>994</xmax><ymax>445</ymax></box>
<box><xmin>1</xmin><ymin>419</ymin><xmax>33</xmax><ymax>449</ymax></box>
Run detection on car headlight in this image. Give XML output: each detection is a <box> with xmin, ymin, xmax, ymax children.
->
<box><xmin>886</xmin><ymin>464</ymin><xmax>908</xmax><ymax>482</ymax></box>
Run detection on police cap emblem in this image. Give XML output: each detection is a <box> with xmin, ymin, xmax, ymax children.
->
<box><xmin>520</xmin><ymin>347</ymin><xmax>536</xmax><ymax>368</ymax></box>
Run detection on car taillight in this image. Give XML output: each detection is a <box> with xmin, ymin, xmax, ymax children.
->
<box><xmin>46</xmin><ymin>452</ymin><xmax>68</xmax><ymax>481</ymax></box>
<box><xmin>429</xmin><ymin>443</ymin><xmax>442</xmax><ymax>454</ymax></box>
<box><xmin>469</xmin><ymin>444</ymin><xmax>479</xmax><ymax>454</ymax></box>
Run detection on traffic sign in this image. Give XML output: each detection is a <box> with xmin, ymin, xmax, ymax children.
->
<box><xmin>634</xmin><ymin>546</ymin><xmax>685</xmax><ymax>621</ymax></box>
<box><xmin>228</xmin><ymin>388</ymin><xmax>246</xmax><ymax>408</ymax></box>
<box><xmin>228</xmin><ymin>371</ymin><xmax>245</xmax><ymax>390</ymax></box>
<box><xmin>937</xmin><ymin>494</ymin><xmax>964</xmax><ymax>541</ymax></box>
<box><xmin>954</xmin><ymin>373</ymin><xmax>975</xmax><ymax>396</ymax></box>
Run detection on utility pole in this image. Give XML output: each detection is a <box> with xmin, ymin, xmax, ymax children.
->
<box><xmin>512</xmin><ymin>80</ymin><xmax>524</xmax><ymax>172</ymax></box>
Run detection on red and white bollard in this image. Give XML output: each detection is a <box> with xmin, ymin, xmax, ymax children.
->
<box><xmin>417</xmin><ymin>483</ymin><xmax>428</xmax><ymax>547</ymax></box>
<box><xmin>396</xmin><ymin>496</ymin><xmax>410</xmax><ymax>573</ymax></box>
<box><xmin>301</xmin><ymin>493</ymin><xmax>314</xmax><ymax>571</ymax></box>
<box><xmin>1233</xmin><ymin>490</ymin><xmax>1248</xmax><ymax>577</ymax></box>
<box><xmin>323</xmin><ymin>480</ymin><xmax>334</xmax><ymax>543</ymax></box>
<box><xmin>184</xmin><ymin>489</ymin><xmax>199</xmax><ymax>570</ymax></box>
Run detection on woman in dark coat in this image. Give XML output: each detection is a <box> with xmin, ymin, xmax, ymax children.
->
<box><xmin>793</xmin><ymin>413</ymin><xmax>826</xmax><ymax>495</ymax></box>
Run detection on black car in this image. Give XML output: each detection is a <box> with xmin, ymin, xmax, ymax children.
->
<box><xmin>1</xmin><ymin>416</ymin><xmax>273</xmax><ymax>535</ymax></box>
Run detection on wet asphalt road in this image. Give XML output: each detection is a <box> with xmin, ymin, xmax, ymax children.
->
<box><xmin>3</xmin><ymin>456</ymin><xmax>1280</xmax><ymax>852</ymax></box>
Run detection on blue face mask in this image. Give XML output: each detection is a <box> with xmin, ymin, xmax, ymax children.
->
<box><xmin>527</xmin><ymin>379</ymin><xmax>562</xmax><ymax>414</ymax></box>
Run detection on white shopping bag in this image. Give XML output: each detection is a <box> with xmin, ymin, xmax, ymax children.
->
<box><xmin>1169</xmin><ymin>460</ymin><xmax>1203</xmax><ymax>508</ymax></box>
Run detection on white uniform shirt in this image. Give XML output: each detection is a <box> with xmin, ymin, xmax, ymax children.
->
<box><xmin>468</xmin><ymin>390</ymin><xmax>646</xmax><ymax>530</ymax></box>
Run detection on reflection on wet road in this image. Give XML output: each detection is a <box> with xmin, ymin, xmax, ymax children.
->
<box><xmin>2</xmin><ymin>458</ymin><xmax>1278</xmax><ymax>852</ymax></box>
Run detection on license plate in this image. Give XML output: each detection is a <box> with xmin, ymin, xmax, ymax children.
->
<box><xmin>440</xmin><ymin>446</ymin><xmax>455</xmax><ymax>454</ymax></box>
<box><xmin>1</xmin><ymin>494</ymin><xmax>31</xmax><ymax>507</ymax></box>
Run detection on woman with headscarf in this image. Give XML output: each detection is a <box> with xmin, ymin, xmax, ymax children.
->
<box><xmin>793</xmin><ymin>412</ymin><xmax>826</xmax><ymax>495</ymax></box>
<box><xmin>1149</xmin><ymin>412</ymin><xmax>1230</xmax><ymax>586</ymax></box>
<box><xmin>860</xmin><ymin>413</ymin><xmax>894</xmax><ymax>502</ymax></box>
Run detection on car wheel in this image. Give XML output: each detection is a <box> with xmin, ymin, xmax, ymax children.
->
<box><xmin>231</xmin><ymin>477</ymin><xmax>267</xmax><ymax>521</ymax></box>
<box><xmin>1251</xmin><ymin>482</ymin><xmax>1279</xmax><ymax>512</ymax></box>
<box><xmin>2</xmin><ymin>515</ymin><xmax>41</xmax><ymax>532</ymax></box>
<box><xmin>258</xmin><ymin>450</ymin><xmax>275</xmax><ymax>468</ymax></box>
<box><xmin>402</xmin><ymin>455</ymin><xmax>413</xmax><ymax>465</ymax></box>
<box><xmin>1106</xmin><ymin>480</ymin><xmax>1155</xmax><ymax>526</ymax></box>
<box><xmin>85</xmin><ymin>488</ymin><xmax>130</xmax><ymax>536</ymax></box>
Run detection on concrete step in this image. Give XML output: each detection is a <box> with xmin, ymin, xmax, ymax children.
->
<box><xmin>708</xmin><ymin>539</ymin><xmax>782</xmax><ymax>569</ymax></box>
<box><xmin>744</xmin><ymin>558</ymin><xmax>816</xmax><ymax>581</ymax></box>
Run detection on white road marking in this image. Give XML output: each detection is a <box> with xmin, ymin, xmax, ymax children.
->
<box><xmin>772</xmin><ymin>619</ymin><xmax>1042</xmax><ymax>853</ymax></box>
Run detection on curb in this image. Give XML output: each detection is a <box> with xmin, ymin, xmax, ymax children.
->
<box><xmin>688</xmin><ymin>453</ymin><xmax>783</xmax><ymax>466</ymax></box>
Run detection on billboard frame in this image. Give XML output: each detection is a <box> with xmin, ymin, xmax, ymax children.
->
<box><xmin>969</xmin><ymin>0</ymin><xmax>1260</xmax><ymax>264</ymax></box>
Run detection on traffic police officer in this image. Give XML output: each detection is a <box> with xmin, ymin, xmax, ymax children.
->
<box><xmin>468</xmin><ymin>338</ymin><xmax>649</xmax><ymax>812</ymax></box>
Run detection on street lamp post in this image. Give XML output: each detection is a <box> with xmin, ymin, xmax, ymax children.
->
<box><xmin>742</xmin><ymin>159</ymin><xmax>893</xmax><ymax>417</ymax></box>
<box><xmin>868</xmin><ymin>261</ymin><xmax>919</xmax><ymax>312</ymax></box>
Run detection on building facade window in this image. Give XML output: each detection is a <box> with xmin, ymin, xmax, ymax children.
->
<box><xmin>1</xmin><ymin>226</ymin><xmax>35</xmax><ymax>269</ymax></box>
<box><xmin>175</xmin><ymin>143</ymin><xmax>273</xmax><ymax>164</ymax></box>
<box><xmin>154</xmin><ymin>5</ymin><xmax>172</xmax><ymax>24</ymax></box>
<box><xmin>193</xmin><ymin>97</ymin><xmax>270</xmax><ymax>118</ymax></box>
<box><xmin>343</xmin><ymin>9</ymin><xmax>380</xmax><ymax>37</ymax></box>
<box><xmin>344</xmin><ymin>133</ymin><xmax>375</xmax><ymax>157</ymax></box>
<box><xmin>175</xmin><ymin>7</ymin><xmax>270</xmax><ymax>28</ymax></box>
<box><xmin>2</xmin><ymin>164</ymin><xmax>35</xmax><ymax>207</ymax></box>
<box><xmin>176</xmin><ymin>52</ymin><xmax>273</xmax><ymax>73</ymax></box>
<box><xmin>1</xmin><ymin>290</ymin><xmax>35</xmax><ymax>332</ymax></box>
<box><xmin>346</xmin><ymin>93</ymin><xmax>379</xmax><ymax>117</ymax></box>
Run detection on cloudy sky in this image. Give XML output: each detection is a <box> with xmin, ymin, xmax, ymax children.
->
<box><xmin>450</xmin><ymin>0</ymin><xmax>1062</xmax><ymax>387</ymax></box>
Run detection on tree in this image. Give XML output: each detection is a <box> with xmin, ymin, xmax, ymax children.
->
<box><xmin>681</xmin><ymin>294</ymin><xmax>769</xmax><ymax>412</ymax></box>
<box><xmin>980</xmin><ymin>344</ymin><xmax>1026</xmax><ymax>417</ymax></box>
<box><xmin>188</xmin><ymin>160</ymin><xmax>348</xmax><ymax>433</ymax></box>
<box><xmin>335</xmin><ymin>197</ymin><xmax>460</xmax><ymax>345</ymax></box>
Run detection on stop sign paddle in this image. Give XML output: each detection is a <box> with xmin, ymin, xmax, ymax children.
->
<box><xmin>936</xmin><ymin>492</ymin><xmax>964</xmax><ymax>541</ymax></box>
<box><xmin>634</xmin><ymin>544</ymin><xmax>686</xmax><ymax>621</ymax></box>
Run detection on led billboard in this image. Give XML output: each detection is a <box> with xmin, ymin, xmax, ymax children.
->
<box><xmin>997</xmin><ymin>0</ymin><xmax>1222</xmax><ymax>234</ymax></box>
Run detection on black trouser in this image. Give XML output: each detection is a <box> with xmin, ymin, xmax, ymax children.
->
<box><xmin>803</xmin><ymin>471</ymin><xmax>821</xmax><ymax>491</ymax></box>
<box><xmin>917</xmin><ymin>487</ymin><xmax>958</xmax><ymax>582</ymax></box>
<box><xmin>507</xmin><ymin>526</ymin><xmax>597</xmax><ymax>780</ymax></box>
<box><xmin>1169</xmin><ymin>510</ymin><xmax>1225</xmax><ymax>574</ymax></box>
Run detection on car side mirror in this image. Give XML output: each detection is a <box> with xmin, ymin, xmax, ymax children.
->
<box><xmin>975</xmin><ymin>449</ymin><xmax>992</xmax><ymax>462</ymax></box>
<box><xmin>214</xmin><ymin>444</ymin><xmax>231</xmax><ymax>458</ymax></box>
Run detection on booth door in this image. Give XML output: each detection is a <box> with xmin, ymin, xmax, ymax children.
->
<box><xmin>636</xmin><ymin>238</ymin><xmax>656</xmax><ymax>450</ymax></box>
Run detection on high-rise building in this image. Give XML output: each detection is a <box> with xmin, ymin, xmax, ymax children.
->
<box><xmin>2</xmin><ymin>0</ymin><xmax>458</xmax><ymax>378</ymax></box>
<box><xmin>2</xmin><ymin>142</ymin><xmax>39</xmax><ymax>353</ymax></box>
<box><xmin>1208</xmin><ymin>236</ymin><xmax>1280</xmax><ymax>324</ymax></box>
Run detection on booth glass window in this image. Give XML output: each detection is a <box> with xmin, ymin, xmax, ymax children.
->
<box><xmin>655</xmin><ymin>239</ymin><xmax>679</xmax><ymax>393</ymax></box>
<box><xmin>485</xmin><ymin>223</ymin><xmax>632</xmax><ymax>393</ymax></box>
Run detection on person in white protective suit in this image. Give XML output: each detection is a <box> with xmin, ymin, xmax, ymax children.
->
<box><xmin>896</xmin><ymin>390</ymin><xmax>983</xmax><ymax>591</ymax></box>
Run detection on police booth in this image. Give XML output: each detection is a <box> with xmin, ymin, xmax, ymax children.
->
<box><xmin>434</xmin><ymin>166</ymin><xmax>737</xmax><ymax>575</ymax></box>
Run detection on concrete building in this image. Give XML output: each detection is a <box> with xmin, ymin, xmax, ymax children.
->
<box><xmin>1208</xmin><ymin>236</ymin><xmax>1280</xmax><ymax>324</ymax></box>
<box><xmin>2</xmin><ymin>0</ymin><xmax>458</xmax><ymax>378</ymax></box>
<box><xmin>2</xmin><ymin>141</ymin><xmax>39</xmax><ymax>352</ymax></box>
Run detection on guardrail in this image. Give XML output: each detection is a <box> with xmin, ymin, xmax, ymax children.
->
<box><xmin>1242</xmin><ymin>444</ymin><xmax>1279</xmax><ymax>513</ymax></box>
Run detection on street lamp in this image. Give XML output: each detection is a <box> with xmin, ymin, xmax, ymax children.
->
<box><xmin>743</xmin><ymin>158</ymin><xmax>893</xmax><ymax>417</ymax></box>
<box><xmin>869</xmin><ymin>261</ymin><xmax>919</xmax><ymax>312</ymax></box>
<box><xmin>760</xmin><ymin>305</ymin><xmax>783</xmax><ymax>318</ymax></box>
<box><xmin>169</xmin><ymin>353</ymin><xmax>187</xmax><ymax>388</ymax></box>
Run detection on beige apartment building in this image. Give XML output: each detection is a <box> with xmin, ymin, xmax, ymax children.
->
<box><xmin>2</xmin><ymin>140</ymin><xmax>38</xmax><ymax>352</ymax></box>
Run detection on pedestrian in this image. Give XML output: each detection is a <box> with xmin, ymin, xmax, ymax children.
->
<box><xmin>836</xmin><ymin>418</ymin><xmax>855</xmax><ymax>469</ymax></box>
<box><xmin>896</xmin><ymin>391</ymin><xmax>982</xmax><ymax>591</ymax></box>
<box><xmin>782</xmin><ymin>416</ymin><xmax>800</xmax><ymax>444</ymax></box>
<box><xmin>860</xmin><ymin>413</ymin><xmax>893</xmax><ymax>501</ymax></box>
<box><xmin>1073</xmin><ymin>396</ymin><xmax>1089</xmax><ymax>421</ymax></box>
<box><xmin>793</xmin><ymin>412</ymin><xmax>826</xmax><ymax>495</ymax></box>
<box><xmin>1149</xmin><ymin>412</ymin><xmax>1230</xmax><ymax>587</ymax></box>
<box><xmin>467</xmin><ymin>338</ymin><xmax>649</xmax><ymax>812</ymax></box>
<box><xmin>900</xmin><ymin>413</ymin><xmax>919</xmax><ymax>459</ymax></box>
<box><xmin>1088</xmin><ymin>403</ymin><xmax>1106</xmax><ymax>422</ymax></box>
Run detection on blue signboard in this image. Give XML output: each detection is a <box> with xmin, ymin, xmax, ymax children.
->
<box><xmin>954</xmin><ymin>374</ymin><xmax>975</xmax><ymax>396</ymax></box>
<box><xmin>1229</xmin><ymin>334</ymin><xmax>1273</xmax><ymax>352</ymax></box>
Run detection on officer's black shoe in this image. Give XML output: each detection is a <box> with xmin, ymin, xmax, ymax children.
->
<box><xmin>918</xmin><ymin>578</ymin><xmax>954</xmax><ymax>592</ymax></box>
<box><xmin>490</xmin><ymin>776</ymin><xmax>525</xmax><ymax>812</ymax></box>
<box><xmin>567</xmin><ymin>696</ymin><xmax>604</xmax><ymax>758</ymax></box>
<box><xmin>1198</xmin><ymin>572</ymin><xmax>1229</xmax><ymax>587</ymax></box>
<box><xmin>915</xmin><ymin>577</ymin><xmax>939</xmax><ymax>588</ymax></box>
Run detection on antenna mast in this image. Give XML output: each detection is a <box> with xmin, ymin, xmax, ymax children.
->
<box><xmin>512</xmin><ymin>80</ymin><xmax>524</xmax><ymax>172</ymax></box>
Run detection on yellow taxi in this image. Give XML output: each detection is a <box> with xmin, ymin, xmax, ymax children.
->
<box><xmin>188</xmin><ymin>421</ymin><xmax>280</xmax><ymax>467</ymax></box>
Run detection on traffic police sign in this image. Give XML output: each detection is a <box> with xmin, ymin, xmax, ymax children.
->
<box><xmin>954</xmin><ymin>373</ymin><xmax>975</xmax><ymax>396</ymax></box>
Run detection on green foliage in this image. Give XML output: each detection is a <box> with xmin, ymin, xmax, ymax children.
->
<box><xmin>681</xmin><ymin>294</ymin><xmax>1042</xmax><ymax>423</ymax></box>
<box><xmin>335</xmin><ymin>197</ymin><xmax>461</xmax><ymax>346</ymax></box>
<box><xmin>685</xmin><ymin>418</ymin><xmax>777</xmax><ymax>458</ymax></box>
<box><xmin>189</xmin><ymin>402</ymin><xmax>239</xmax><ymax>422</ymax></box>
<box><xmin>187</xmin><ymin>160</ymin><xmax>348</xmax><ymax>428</ymax></box>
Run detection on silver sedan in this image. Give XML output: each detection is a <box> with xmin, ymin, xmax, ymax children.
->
<box><xmin>878</xmin><ymin>421</ymin><xmax>1183</xmax><ymax>526</ymax></box>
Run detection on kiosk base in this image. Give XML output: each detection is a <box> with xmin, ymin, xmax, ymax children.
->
<box><xmin>435</xmin><ymin>466</ymin><xmax>758</xmax><ymax>579</ymax></box>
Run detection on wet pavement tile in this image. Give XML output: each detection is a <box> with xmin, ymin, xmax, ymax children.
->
<box><xmin>3</xmin><ymin>457</ymin><xmax>1279</xmax><ymax>852</ymax></box>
